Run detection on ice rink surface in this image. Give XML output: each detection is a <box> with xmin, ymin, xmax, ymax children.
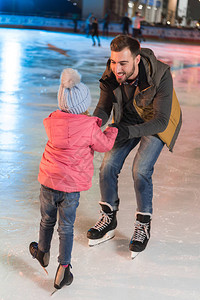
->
<box><xmin>0</xmin><ymin>28</ymin><xmax>200</xmax><ymax>300</ymax></box>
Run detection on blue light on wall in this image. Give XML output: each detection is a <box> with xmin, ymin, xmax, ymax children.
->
<box><xmin>0</xmin><ymin>0</ymin><xmax>81</xmax><ymax>17</ymax></box>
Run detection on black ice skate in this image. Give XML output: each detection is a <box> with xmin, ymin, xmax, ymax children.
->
<box><xmin>129</xmin><ymin>213</ymin><xmax>151</xmax><ymax>259</ymax></box>
<box><xmin>29</xmin><ymin>241</ymin><xmax>50</xmax><ymax>274</ymax></box>
<box><xmin>54</xmin><ymin>264</ymin><xmax>73</xmax><ymax>290</ymax></box>
<box><xmin>87</xmin><ymin>202</ymin><xmax>117</xmax><ymax>246</ymax></box>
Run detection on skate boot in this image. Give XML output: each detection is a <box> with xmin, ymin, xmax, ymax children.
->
<box><xmin>54</xmin><ymin>264</ymin><xmax>73</xmax><ymax>289</ymax></box>
<box><xmin>87</xmin><ymin>202</ymin><xmax>117</xmax><ymax>246</ymax></box>
<box><xmin>129</xmin><ymin>213</ymin><xmax>151</xmax><ymax>259</ymax></box>
<box><xmin>29</xmin><ymin>242</ymin><xmax>50</xmax><ymax>269</ymax></box>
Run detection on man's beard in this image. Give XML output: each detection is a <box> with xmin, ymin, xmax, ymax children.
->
<box><xmin>115</xmin><ymin>66</ymin><xmax>135</xmax><ymax>83</ymax></box>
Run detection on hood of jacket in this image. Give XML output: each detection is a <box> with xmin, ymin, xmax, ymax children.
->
<box><xmin>139</xmin><ymin>48</ymin><xmax>170</xmax><ymax>88</ymax></box>
<box><xmin>43</xmin><ymin>110</ymin><xmax>102</xmax><ymax>149</ymax></box>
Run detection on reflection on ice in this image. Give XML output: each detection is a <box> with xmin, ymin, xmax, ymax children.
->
<box><xmin>0</xmin><ymin>39</ymin><xmax>22</xmax><ymax>93</ymax></box>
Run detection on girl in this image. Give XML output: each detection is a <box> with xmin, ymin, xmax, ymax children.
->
<box><xmin>29</xmin><ymin>68</ymin><xmax>118</xmax><ymax>290</ymax></box>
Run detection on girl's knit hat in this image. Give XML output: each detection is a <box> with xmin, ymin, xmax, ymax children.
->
<box><xmin>57</xmin><ymin>68</ymin><xmax>91</xmax><ymax>114</ymax></box>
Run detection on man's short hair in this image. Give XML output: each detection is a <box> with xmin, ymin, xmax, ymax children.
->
<box><xmin>110</xmin><ymin>35</ymin><xmax>141</xmax><ymax>57</ymax></box>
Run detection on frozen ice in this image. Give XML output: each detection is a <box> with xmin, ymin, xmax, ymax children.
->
<box><xmin>0</xmin><ymin>28</ymin><xmax>200</xmax><ymax>299</ymax></box>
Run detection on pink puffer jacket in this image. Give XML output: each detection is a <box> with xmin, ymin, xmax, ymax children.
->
<box><xmin>38</xmin><ymin>110</ymin><xmax>118</xmax><ymax>192</ymax></box>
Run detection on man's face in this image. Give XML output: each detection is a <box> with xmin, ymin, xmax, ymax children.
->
<box><xmin>110</xmin><ymin>47</ymin><xmax>140</xmax><ymax>84</ymax></box>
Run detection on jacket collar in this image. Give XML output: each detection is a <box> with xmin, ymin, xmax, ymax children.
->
<box><xmin>138</xmin><ymin>59</ymin><xmax>150</xmax><ymax>91</ymax></box>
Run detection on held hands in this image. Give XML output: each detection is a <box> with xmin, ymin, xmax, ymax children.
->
<box><xmin>108</xmin><ymin>123</ymin><xmax>129</xmax><ymax>144</ymax></box>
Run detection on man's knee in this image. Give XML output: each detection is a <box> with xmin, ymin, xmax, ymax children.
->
<box><xmin>100</xmin><ymin>159</ymin><xmax>122</xmax><ymax>179</ymax></box>
<box><xmin>133</xmin><ymin>164</ymin><xmax>153</xmax><ymax>182</ymax></box>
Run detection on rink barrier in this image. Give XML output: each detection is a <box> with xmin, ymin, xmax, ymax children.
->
<box><xmin>0</xmin><ymin>14</ymin><xmax>199</xmax><ymax>44</ymax></box>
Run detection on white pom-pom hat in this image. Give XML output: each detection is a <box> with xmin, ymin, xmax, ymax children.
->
<box><xmin>57</xmin><ymin>68</ymin><xmax>91</xmax><ymax>114</ymax></box>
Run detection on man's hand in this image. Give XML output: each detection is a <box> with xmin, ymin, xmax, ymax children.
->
<box><xmin>108</xmin><ymin>123</ymin><xmax>129</xmax><ymax>144</ymax></box>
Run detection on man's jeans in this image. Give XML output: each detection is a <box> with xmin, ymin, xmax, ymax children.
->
<box><xmin>99</xmin><ymin>135</ymin><xmax>164</xmax><ymax>214</ymax></box>
<box><xmin>38</xmin><ymin>185</ymin><xmax>80</xmax><ymax>265</ymax></box>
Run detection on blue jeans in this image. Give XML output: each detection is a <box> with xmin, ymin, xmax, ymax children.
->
<box><xmin>99</xmin><ymin>135</ymin><xmax>164</xmax><ymax>214</ymax></box>
<box><xmin>38</xmin><ymin>185</ymin><xmax>80</xmax><ymax>265</ymax></box>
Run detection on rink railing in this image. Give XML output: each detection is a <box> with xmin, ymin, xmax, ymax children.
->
<box><xmin>0</xmin><ymin>14</ymin><xmax>199</xmax><ymax>43</ymax></box>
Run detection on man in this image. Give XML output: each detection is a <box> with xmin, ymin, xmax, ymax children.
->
<box><xmin>121</xmin><ymin>13</ymin><xmax>131</xmax><ymax>35</ymax></box>
<box><xmin>103</xmin><ymin>13</ymin><xmax>110</xmax><ymax>37</ymax></box>
<box><xmin>131</xmin><ymin>12</ymin><xmax>144</xmax><ymax>42</ymax></box>
<box><xmin>85</xmin><ymin>13</ymin><xmax>94</xmax><ymax>37</ymax></box>
<box><xmin>87</xmin><ymin>35</ymin><xmax>182</xmax><ymax>258</ymax></box>
<box><xmin>91</xmin><ymin>17</ymin><xmax>101</xmax><ymax>47</ymax></box>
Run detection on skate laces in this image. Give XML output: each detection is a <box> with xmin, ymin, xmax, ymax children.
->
<box><xmin>132</xmin><ymin>221</ymin><xmax>150</xmax><ymax>243</ymax></box>
<box><xmin>93</xmin><ymin>210</ymin><xmax>112</xmax><ymax>231</ymax></box>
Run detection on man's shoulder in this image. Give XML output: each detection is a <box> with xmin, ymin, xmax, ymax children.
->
<box><xmin>140</xmin><ymin>48</ymin><xmax>171</xmax><ymax>88</ymax></box>
<box><xmin>141</xmin><ymin>47</ymin><xmax>155</xmax><ymax>58</ymax></box>
<box><xmin>141</xmin><ymin>48</ymin><xmax>170</xmax><ymax>70</ymax></box>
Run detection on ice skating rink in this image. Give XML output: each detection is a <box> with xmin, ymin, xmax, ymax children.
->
<box><xmin>0</xmin><ymin>28</ymin><xmax>200</xmax><ymax>300</ymax></box>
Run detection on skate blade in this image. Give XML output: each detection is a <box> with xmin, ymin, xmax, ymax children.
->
<box><xmin>31</xmin><ymin>256</ymin><xmax>48</xmax><ymax>275</ymax></box>
<box><xmin>131</xmin><ymin>251</ymin><xmax>140</xmax><ymax>259</ymax></box>
<box><xmin>88</xmin><ymin>230</ymin><xmax>115</xmax><ymax>247</ymax></box>
<box><xmin>50</xmin><ymin>289</ymin><xmax>58</xmax><ymax>296</ymax></box>
<box><xmin>42</xmin><ymin>266</ymin><xmax>48</xmax><ymax>275</ymax></box>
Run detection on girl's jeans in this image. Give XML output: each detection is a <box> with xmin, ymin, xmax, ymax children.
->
<box><xmin>99</xmin><ymin>135</ymin><xmax>164</xmax><ymax>214</ymax></box>
<box><xmin>38</xmin><ymin>185</ymin><xmax>80</xmax><ymax>265</ymax></box>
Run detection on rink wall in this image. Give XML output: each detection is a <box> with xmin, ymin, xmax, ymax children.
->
<box><xmin>0</xmin><ymin>14</ymin><xmax>200</xmax><ymax>44</ymax></box>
